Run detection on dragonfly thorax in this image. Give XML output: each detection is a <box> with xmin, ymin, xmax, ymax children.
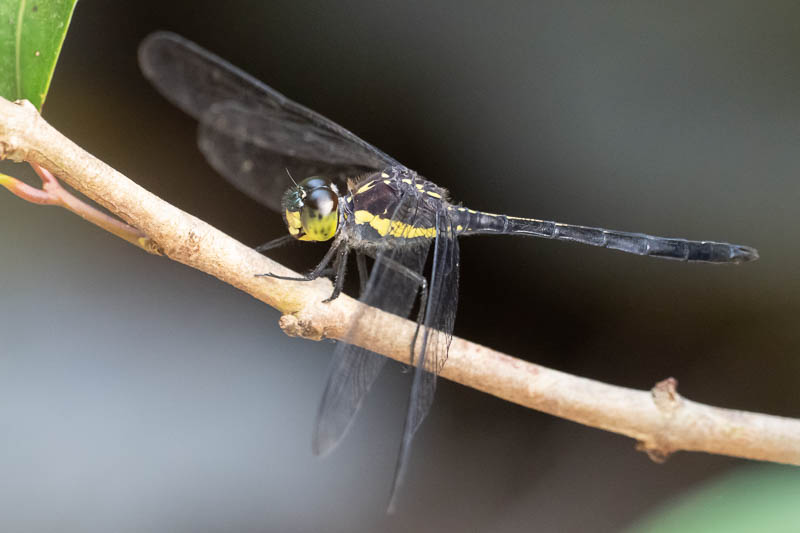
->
<box><xmin>282</xmin><ymin>176</ymin><xmax>340</xmax><ymax>242</ymax></box>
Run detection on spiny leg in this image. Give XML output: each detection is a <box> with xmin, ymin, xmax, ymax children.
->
<box><xmin>255</xmin><ymin>239</ymin><xmax>342</xmax><ymax>283</ymax></box>
<box><xmin>323</xmin><ymin>246</ymin><xmax>350</xmax><ymax>303</ymax></box>
<box><xmin>356</xmin><ymin>252</ymin><xmax>368</xmax><ymax>295</ymax></box>
<box><xmin>254</xmin><ymin>234</ymin><xmax>294</xmax><ymax>252</ymax></box>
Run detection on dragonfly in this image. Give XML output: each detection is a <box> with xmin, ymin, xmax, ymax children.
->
<box><xmin>138</xmin><ymin>31</ymin><xmax>759</xmax><ymax>510</ymax></box>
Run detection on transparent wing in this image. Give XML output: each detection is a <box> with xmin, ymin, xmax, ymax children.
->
<box><xmin>312</xmin><ymin>183</ymin><xmax>459</xmax><ymax>510</ymax></box>
<box><xmin>138</xmin><ymin>31</ymin><xmax>401</xmax><ymax>211</ymax></box>
<box><xmin>312</xmin><ymin>191</ymin><xmax>431</xmax><ymax>456</ymax></box>
<box><xmin>388</xmin><ymin>205</ymin><xmax>459</xmax><ymax>512</ymax></box>
<box><xmin>197</xmin><ymin>102</ymin><xmax>378</xmax><ymax>212</ymax></box>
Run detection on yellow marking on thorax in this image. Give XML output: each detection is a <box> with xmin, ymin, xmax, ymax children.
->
<box><xmin>354</xmin><ymin>210</ymin><xmax>437</xmax><ymax>239</ymax></box>
<box><xmin>355</xmin><ymin>180</ymin><xmax>378</xmax><ymax>195</ymax></box>
<box><xmin>398</xmin><ymin>177</ymin><xmax>425</xmax><ymax>190</ymax></box>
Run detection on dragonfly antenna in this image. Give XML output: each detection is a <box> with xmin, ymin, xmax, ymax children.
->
<box><xmin>285</xmin><ymin>168</ymin><xmax>299</xmax><ymax>188</ymax></box>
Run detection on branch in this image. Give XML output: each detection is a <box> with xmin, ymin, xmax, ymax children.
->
<box><xmin>1</xmin><ymin>140</ymin><xmax>159</xmax><ymax>254</ymax></box>
<box><xmin>2</xmin><ymin>96</ymin><xmax>798</xmax><ymax>466</ymax></box>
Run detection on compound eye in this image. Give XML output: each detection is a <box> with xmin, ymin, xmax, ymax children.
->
<box><xmin>300</xmin><ymin>187</ymin><xmax>339</xmax><ymax>241</ymax></box>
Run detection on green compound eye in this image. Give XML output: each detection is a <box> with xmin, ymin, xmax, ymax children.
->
<box><xmin>299</xmin><ymin>181</ymin><xmax>339</xmax><ymax>242</ymax></box>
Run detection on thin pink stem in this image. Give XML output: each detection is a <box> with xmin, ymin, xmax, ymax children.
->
<box><xmin>1</xmin><ymin>162</ymin><xmax>161</xmax><ymax>254</ymax></box>
<box><xmin>0</xmin><ymin>172</ymin><xmax>57</xmax><ymax>204</ymax></box>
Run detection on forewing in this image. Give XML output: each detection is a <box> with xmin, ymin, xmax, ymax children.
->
<box><xmin>312</xmin><ymin>190</ymin><xmax>431</xmax><ymax>456</ymax></box>
<box><xmin>198</xmin><ymin>103</ymin><xmax>374</xmax><ymax>211</ymax></box>
<box><xmin>138</xmin><ymin>31</ymin><xmax>401</xmax><ymax>211</ymax></box>
<box><xmin>311</xmin><ymin>346</ymin><xmax>389</xmax><ymax>456</ymax></box>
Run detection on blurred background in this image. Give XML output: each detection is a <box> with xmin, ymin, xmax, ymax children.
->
<box><xmin>2</xmin><ymin>1</ymin><xmax>800</xmax><ymax>531</ymax></box>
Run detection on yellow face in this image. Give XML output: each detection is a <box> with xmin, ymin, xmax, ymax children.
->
<box><xmin>282</xmin><ymin>177</ymin><xmax>339</xmax><ymax>242</ymax></box>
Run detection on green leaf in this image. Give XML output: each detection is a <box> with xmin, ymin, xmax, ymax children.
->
<box><xmin>0</xmin><ymin>0</ymin><xmax>78</xmax><ymax>111</ymax></box>
<box><xmin>625</xmin><ymin>465</ymin><xmax>800</xmax><ymax>533</ymax></box>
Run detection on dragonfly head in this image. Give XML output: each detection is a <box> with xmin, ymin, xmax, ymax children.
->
<box><xmin>282</xmin><ymin>176</ymin><xmax>340</xmax><ymax>242</ymax></box>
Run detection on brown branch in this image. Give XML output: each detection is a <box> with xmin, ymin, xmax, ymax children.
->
<box><xmin>2</xmin><ymin>95</ymin><xmax>798</xmax><ymax>466</ymax></box>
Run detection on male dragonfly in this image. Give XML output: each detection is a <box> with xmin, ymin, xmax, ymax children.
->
<box><xmin>138</xmin><ymin>32</ymin><xmax>758</xmax><ymax>510</ymax></box>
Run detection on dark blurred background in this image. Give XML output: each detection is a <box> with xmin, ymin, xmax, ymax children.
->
<box><xmin>1</xmin><ymin>1</ymin><xmax>799</xmax><ymax>531</ymax></box>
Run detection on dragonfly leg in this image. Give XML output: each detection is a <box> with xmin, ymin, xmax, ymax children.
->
<box><xmin>355</xmin><ymin>252</ymin><xmax>368</xmax><ymax>295</ymax></box>
<box><xmin>254</xmin><ymin>234</ymin><xmax>294</xmax><ymax>252</ymax></box>
<box><xmin>323</xmin><ymin>246</ymin><xmax>350</xmax><ymax>303</ymax></box>
<box><xmin>255</xmin><ymin>240</ymin><xmax>342</xmax><ymax>283</ymax></box>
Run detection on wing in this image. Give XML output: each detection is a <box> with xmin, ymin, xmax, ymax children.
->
<box><xmin>311</xmin><ymin>179</ymin><xmax>459</xmax><ymax>510</ymax></box>
<box><xmin>312</xmin><ymin>190</ymin><xmax>430</xmax><ymax>456</ymax></box>
<box><xmin>138</xmin><ymin>31</ymin><xmax>401</xmax><ymax>211</ymax></box>
<box><xmin>387</xmin><ymin>204</ymin><xmax>459</xmax><ymax>512</ymax></box>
